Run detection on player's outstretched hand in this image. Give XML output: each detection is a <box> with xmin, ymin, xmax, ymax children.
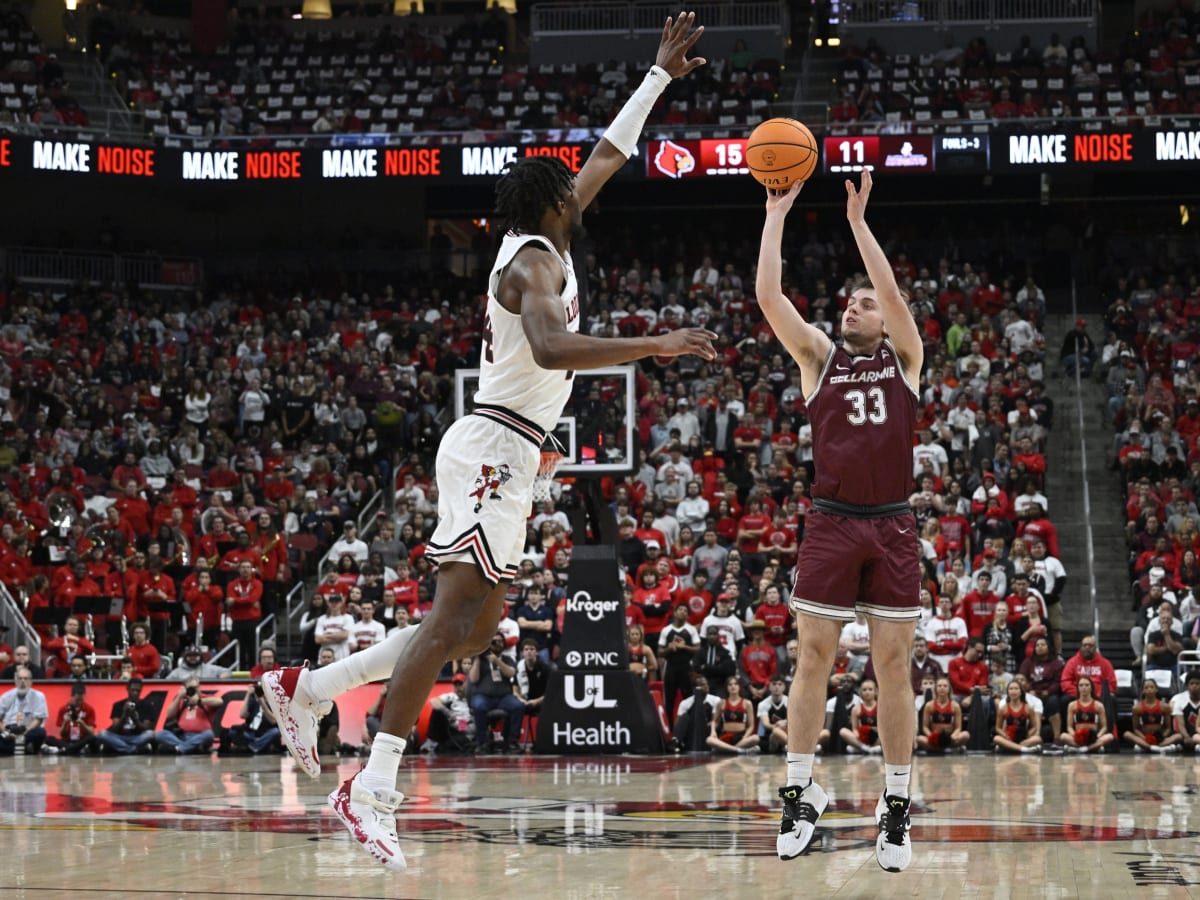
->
<box><xmin>845</xmin><ymin>168</ymin><xmax>873</xmax><ymax>224</ymax></box>
<box><xmin>656</xmin><ymin>11</ymin><xmax>706</xmax><ymax>78</ymax></box>
<box><xmin>657</xmin><ymin>328</ymin><xmax>718</xmax><ymax>361</ymax></box>
<box><xmin>764</xmin><ymin>180</ymin><xmax>803</xmax><ymax>215</ymax></box>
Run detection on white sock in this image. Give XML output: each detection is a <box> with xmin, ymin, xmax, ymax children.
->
<box><xmin>786</xmin><ymin>752</ymin><xmax>814</xmax><ymax>787</ymax></box>
<box><xmin>885</xmin><ymin>764</ymin><xmax>911</xmax><ymax>800</ymax></box>
<box><xmin>303</xmin><ymin>625</ymin><xmax>419</xmax><ymax>701</ymax></box>
<box><xmin>359</xmin><ymin>733</ymin><xmax>406</xmax><ymax>793</ymax></box>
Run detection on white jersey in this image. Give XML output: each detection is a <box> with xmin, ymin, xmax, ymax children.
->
<box><xmin>475</xmin><ymin>232</ymin><xmax>580</xmax><ymax>433</ymax></box>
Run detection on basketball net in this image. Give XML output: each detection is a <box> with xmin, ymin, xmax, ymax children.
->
<box><xmin>531</xmin><ymin>450</ymin><xmax>564</xmax><ymax>505</ymax></box>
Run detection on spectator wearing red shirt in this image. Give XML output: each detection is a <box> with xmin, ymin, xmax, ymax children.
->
<box><xmin>959</xmin><ymin>571</ymin><xmax>1000</xmax><ymax>637</ymax></box>
<box><xmin>622</xmin><ymin>584</ymin><xmax>646</xmax><ymax>631</ymax></box>
<box><xmin>183</xmin><ymin>567</ymin><xmax>224</xmax><ymax>650</ymax></box>
<box><xmin>219</xmin><ymin>530</ymin><xmax>261</xmax><ymax>576</ymax></box>
<box><xmin>113</xmin><ymin>480</ymin><xmax>152</xmax><ymax>538</ymax></box>
<box><xmin>757</xmin><ymin>509</ymin><xmax>798</xmax><ymax>567</ymax></box>
<box><xmin>736</xmin><ymin>497</ymin><xmax>771</xmax><ymax>559</ymax></box>
<box><xmin>1059</xmin><ymin>635</ymin><xmax>1117</xmax><ymax>698</ymax></box>
<box><xmin>633</xmin><ymin>509</ymin><xmax>669</xmax><ymax>554</ymax></box>
<box><xmin>249</xmin><ymin>645</ymin><xmax>281</xmax><ymax>680</ymax></box>
<box><xmin>948</xmin><ymin>638</ymin><xmax>990</xmax><ymax>705</ymax></box>
<box><xmin>42</xmin><ymin>614</ymin><xmax>96</xmax><ymax>678</ymax></box>
<box><xmin>633</xmin><ymin>569</ymin><xmax>673</xmax><ymax>645</ymax></box>
<box><xmin>110</xmin><ymin>452</ymin><xmax>146</xmax><ymax>491</ymax></box>
<box><xmin>677</xmin><ymin>570</ymin><xmax>714</xmax><ymax>627</ymax></box>
<box><xmin>384</xmin><ymin>560</ymin><xmax>419</xmax><ymax>612</ymax></box>
<box><xmin>1017</xmin><ymin>504</ymin><xmax>1060</xmax><ymax>558</ymax></box>
<box><xmin>168</xmin><ymin>469</ymin><xmax>199</xmax><ymax>514</ymax></box>
<box><xmin>753</xmin><ymin>585</ymin><xmax>793</xmax><ymax>658</ymax></box>
<box><xmin>127</xmin><ymin>623</ymin><xmax>161</xmax><ymax>679</ymax></box>
<box><xmin>139</xmin><ymin>558</ymin><xmax>177</xmax><ymax>649</ymax></box>
<box><xmin>740</xmin><ymin>620</ymin><xmax>777</xmax><ymax>702</ymax></box>
<box><xmin>732</xmin><ymin>412</ymin><xmax>764</xmax><ymax>455</ymax></box>
<box><xmin>204</xmin><ymin>457</ymin><xmax>240</xmax><ymax>494</ymax></box>
<box><xmin>225</xmin><ymin>560</ymin><xmax>264</xmax><ymax>666</ymax></box>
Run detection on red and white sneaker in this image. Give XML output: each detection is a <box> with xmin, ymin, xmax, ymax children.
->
<box><xmin>328</xmin><ymin>774</ymin><xmax>407</xmax><ymax>872</ymax></box>
<box><xmin>260</xmin><ymin>666</ymin><xmax>322</xmax><ymax>779</ymax></box>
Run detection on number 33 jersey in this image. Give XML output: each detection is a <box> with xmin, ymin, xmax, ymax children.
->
<box><xmin>475</xmin><ymin>232</ymin><xmax>580</xmax><ymax>434</ymax></box>
<box><xmin>805</xmin><ymin>339</ymin><xmax>918</xmax><ymax>507</ymax></box>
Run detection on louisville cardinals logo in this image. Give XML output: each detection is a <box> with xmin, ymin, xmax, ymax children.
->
<box><xmin>654</xmin><ymin>140</ymin><xmax>695</xmax><ymax>179</ymax></box>
<box><xmin>470</xmin><ymin>463</ymin><xmax>512</xmax><ymax>513</ymax></box>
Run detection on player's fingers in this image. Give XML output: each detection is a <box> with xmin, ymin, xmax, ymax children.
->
<box><xmin>661</xmin><ymin>16</ymin><xmax>672</xmax><ymax>42</ymax></box>
<box><xmin>682</xmin><ymin>24</ymin><xmax>704</xmax><ymax>50</ymax></box>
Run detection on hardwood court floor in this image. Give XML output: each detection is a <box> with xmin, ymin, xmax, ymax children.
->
<box><xmin>2</xmin><ymin>751</ymin><xmax>1199</xmax><ymax>899</ymax></box>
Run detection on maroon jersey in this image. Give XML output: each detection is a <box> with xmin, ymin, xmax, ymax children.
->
<box><xmin>807</xmin><ymin>340</ymin><xmax>918</xmax><ymax>506</ymax></box>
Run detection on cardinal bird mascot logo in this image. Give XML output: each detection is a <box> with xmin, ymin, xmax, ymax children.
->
<box><xmin>470</xmin><ymin>463</ymin><xmax>513</xmax><ymax>513</ymax></box>
<box><xmin>654</xmin><ymin>140</ymin><xmax>696</xmax><ymax>179</ymax></box>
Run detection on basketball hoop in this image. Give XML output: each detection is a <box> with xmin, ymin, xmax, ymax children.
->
<box><xmin>531</xmin><ymin>450</ymin><xmax>563</xmax><ymax>505</ymax></box>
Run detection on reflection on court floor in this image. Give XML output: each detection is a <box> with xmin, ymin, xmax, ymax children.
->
<box><xmin>2</xmin><ymin>754</ymin><xmax>1198</xmax><ymax>898</ymax></box>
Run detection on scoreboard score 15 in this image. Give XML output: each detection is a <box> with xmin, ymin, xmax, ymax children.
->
<box><xmin>646</xmin><ymin>138</ymin><xmax>751</xmax><ymax>178</ymax></box>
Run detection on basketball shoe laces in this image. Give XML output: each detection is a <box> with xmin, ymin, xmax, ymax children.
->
<box><xmin>778</xmin><ymin>786</ymin><xmax>820</xmax><ymax>834</ymax></box>
<box><xmin>880</xmin><ymin>796</ymin><xmax>910</xmax><ymax>847</ymax></box>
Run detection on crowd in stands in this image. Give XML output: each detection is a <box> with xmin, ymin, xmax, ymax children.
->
<box><xmin>830</xmin><ymin>15</ymin><xmax>1200</xmax><ymax>128</ymax></box>
<box><xmin>89</xmin><ymin>11</ymin><xmax>778</xmax><ymax>141</ymax></box>
<box><xmin>1094</xmin><ymin>229</ymin><xmax>1200</xmax><ymax>752</ymax></box>
<box><xmin>0</xmin><ymin>9</ymin><xmax>89</xmax><ymax>132</ymax></box>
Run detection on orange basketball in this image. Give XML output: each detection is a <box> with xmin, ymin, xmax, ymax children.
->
<box><xmin>746</xmin><ymin>117</ymin><xmax>819</xmax><ymax>188</ymax></box>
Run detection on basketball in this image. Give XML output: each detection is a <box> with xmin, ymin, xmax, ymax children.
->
<box><xmin>746</xmin><ymin>117</ymin><xmax>819</xmax><ymax>188</ymax></box>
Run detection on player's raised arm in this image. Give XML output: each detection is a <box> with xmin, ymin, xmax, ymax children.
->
<box><xmin>574</xmin><ymin>11</ymin><xmax>706</xmax><ymax>210</ymax></box>
<box><xmin>754</xmin><ymin>181</ymin><xmax>832</xmax><ymax>385</ymax></box>
<box><xmin>508</xmin><ymin>249</ymin><xmax>717</xmax><ymax>370</ymax></box>
<box><xmin>845</xmin><ymin>170</ymin><xmax>923</xmax><ymax>382</ymax></box>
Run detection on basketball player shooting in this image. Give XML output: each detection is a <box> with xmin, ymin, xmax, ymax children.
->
<box><xmin>755</xmin><ymin>172</ymin><xmax>923</xmax><ymax>872</ymax></box>
<box><xmin>260</xmin><ymin>12</ymin><xmax>714</xmax><ymax>871</ymax></box>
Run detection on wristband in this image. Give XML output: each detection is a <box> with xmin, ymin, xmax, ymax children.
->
<box><xmin>603</xmin><ymin>65</ymin><xmax>671</xmax><ymax>158</ymax></box>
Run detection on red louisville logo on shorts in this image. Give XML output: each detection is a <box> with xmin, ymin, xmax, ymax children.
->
<box><xmin>470</xmin><ymin>463</ymin><xmax>512</xmax><ymax>513</ymax></box>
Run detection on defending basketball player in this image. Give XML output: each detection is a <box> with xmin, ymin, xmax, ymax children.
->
<box><xmin>755</xmin><ymin>171</ymin><xmax>923</xmax><ymax>872</ymax></box>
<box><xmin>259</xmin><ymin>12</ymin><xmax>714</xmax><ymax>872</ymax></box>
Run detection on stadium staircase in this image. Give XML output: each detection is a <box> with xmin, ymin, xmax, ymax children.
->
<box><xmin>58</xmin><ymin>51</ymin><xmax>136</xmax><ymax>138</ymax></box>
<box><xmin>1041</xmin><ymin>311</ymin><xmax>1130</xmax><ymax>662</ymax></box>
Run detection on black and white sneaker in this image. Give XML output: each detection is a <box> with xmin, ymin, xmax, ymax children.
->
<box><xmin>875</xmin><ymin>792</ymin><xmax>912</xmax><ymax>872</ymax></box>
<box><xmin>777</xmin><ymin>782</ymin><xmax>828</xmax><ymax>860</ymax></box>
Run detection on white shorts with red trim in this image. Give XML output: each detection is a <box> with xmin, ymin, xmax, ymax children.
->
<box><xmin>425</xmin><ymin>415</ymin><xmax>539</xmax><ymax>585</ymax></box>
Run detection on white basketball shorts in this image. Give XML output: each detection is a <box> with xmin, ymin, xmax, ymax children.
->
<box><xmin>425</xmin><ymin>408</ymin><xmax>542</xmax><ymax>585</ymax></box>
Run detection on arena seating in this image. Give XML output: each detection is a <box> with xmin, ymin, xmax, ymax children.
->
<box><xmin>0</xmin><ymin>10</ymin><xmax>88</xmax><ymax>130</ymax></box>
<box><xmin>99</xmin><ymin>18</ymin><xmax>778</xmax><ymax>139</ymax></box>
<box><xmin>830</xmin><ymin>22</ymin><xmax>1200</xmax><ymax>126</ymax></box>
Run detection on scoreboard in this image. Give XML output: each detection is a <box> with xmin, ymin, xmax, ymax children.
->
<box><xmin>3</xmin><ymin>124</ymin><xmax>1199</xmax><ymax>189</ymax></box>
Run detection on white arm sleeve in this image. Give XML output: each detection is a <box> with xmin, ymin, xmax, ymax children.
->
<box><xmin>603</xmin><ymin>66</ymin><xmax>671</xmax><ymax>158</ymax></box>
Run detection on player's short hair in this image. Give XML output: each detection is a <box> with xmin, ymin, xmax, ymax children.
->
<box><xmin>1187</xmin><ymin>671</ymin><xmax>1200</xmax><ymax>686</ymax></box>
<box><xmin>494</xmin><ymin>156</ymin><xmax>574</xmax><ymax>235</ymax></box>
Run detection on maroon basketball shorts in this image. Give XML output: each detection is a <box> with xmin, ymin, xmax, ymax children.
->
<box><xmin>790</xmin><ymin>507</ymin><xmax>922</xmax><ymax>622</ymax></box>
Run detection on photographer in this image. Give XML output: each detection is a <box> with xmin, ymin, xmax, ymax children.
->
<box><xmin>0</xmin><ymin>666</ymin><xmax>49</xmax><ymax>755</ymax></box>
<box><xmin>221</xmin><ymin>682</ymin><xmax>280</xmax><ymax>755</ymax></box>
<box><xmin>96</xmin><ymin>677</ymin><xmax>157</xmax><ymax>754</ymax></box>
<box><xmin>424</xmin><ymin>674</ymin><xmax>474</xmax><ymax>754</ymax></box>
<box><xmin>468</xmin><ymin>632</ymin><xmax>525</xmax><ymax>753</ymax></box>
<box><xmin>44</xmin><ymin>682</ymin><xmax>97</xmax><ymax>755</ymax></box>
<box><xmin>671</xmin><ymin>673</ymin><xmax>720</xmax><ymax>752</ymax></box>
<box><xmin>154</xmin><ymin>675</ymin><xmax>222</xmax><ymax>754</ymax></box>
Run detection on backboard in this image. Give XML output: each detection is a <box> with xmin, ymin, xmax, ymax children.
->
<box><xmin>453</xmin><ymin>365</ymin><xmax>636</xmax><ymax>476</ymax></box>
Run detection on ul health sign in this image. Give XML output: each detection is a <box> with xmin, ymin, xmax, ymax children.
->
<box><xmin>536</xmin><ymin>545</ymin><xmax>663</xmax><ymax>754</ymax></box>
